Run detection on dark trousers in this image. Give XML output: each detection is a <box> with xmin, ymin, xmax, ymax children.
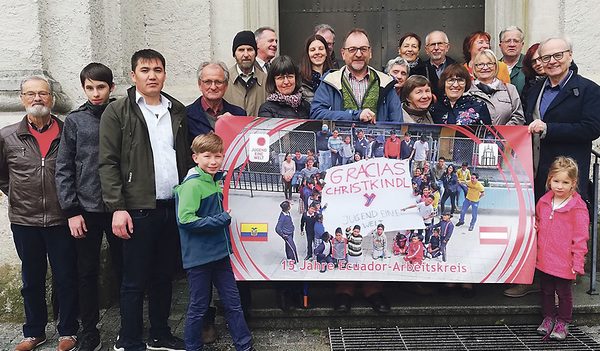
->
<box><xmin>282</xmin><ymin>176</ymin><xmax>292</xmax><ymax>200</ymax></box>
<box><xmin>281</xmin><ymin>234</ymin><xmax>298</xmax><ymax>262</ymax></box>
<box><xmin>331</xmin><ymin>151</ymin><xmax>342</xmax><ymax>167</ymax></box>
<box><xmin>440</xmin><ymin>190</ymin><xmax>458</xmax><ymax>213</ymax></box>
<box><xmin>540</xmin><ymin>271</ymin><xmax>573</xmax><ymax>323</ymax></box>
<box><xmin>119</xmin><ymin>201</ymin><xmax>179</xmax><ymax>350</ymax></box>
<box><xmin>12</xmin><ymin>224</ymin><xmax>78</xmax><ymax>337</ymax></box>
<box><xmin>440</xmin><ymin>242</ymin><xmax>448</xmax><ymax>262</ymax></box>
<box><xmin>306</xmin><ymin>230</ymin><xmax>315</xmax><ymax>257</ymax></box>
<box><xmin>76</xmin><ymin>212</ymin><xmax>123</xmax><ymax>336</ymax></box>
<box><xmin>185</xmin><ymin>257</ymin><xmax>252</xmax><ymax>351</ymax></box>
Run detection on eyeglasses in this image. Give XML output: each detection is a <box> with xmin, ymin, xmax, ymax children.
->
<box><xmin>445</xmin><ymin>78</ymin><xmax>466</xmax><ymax>86</ymax></box>
<box><xmin>21</xmin><ymin>91</ymin><xmax>52</xmax><ymax>100</ymax></box>
<box><xmin>427</xmin><ymin>42</ymin><xmax>447</xmax><ymax>48</ymax></box>
<box><xmin>474</xmin><ymin>62</ymin><xmax>497</xmax><ymax>69</ymax></box>
<box><xmin>501</xmin><ymin>39</ymin><xmax>522</xmax><ymax>44</ymax></box>
<box><xmin>274</xmin><ymin>74</ymin><xmax>295</xmax><ymax>82</ymax></box>
<box><xmin>342</xmin><ymin>46</ymin><xmax>371</xmax><ymax>54</ymax></box>
<box><xmin>532</xmin><ymin>56</ymin><xmax>543</xmax><ymax>64</ymax></box>
<box><xmin>540</xmin><ymin>50</ymin><xmax>570</xmax><ymax>63</ymax></box>
<box><xmin>200</xmin><ymin>80</ymin><xmax>226</xmax><ymax>87</ymax></box>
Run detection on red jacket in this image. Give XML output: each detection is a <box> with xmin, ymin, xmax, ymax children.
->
<box><xmin>536</xmin><ymin>191</ymin><xmax>589</xmax><ymax>279</ymax></box>
<box><xmin>384</xmin><ymin>137</ymin><xmax>401</xmax><ymax>158</ymax></box>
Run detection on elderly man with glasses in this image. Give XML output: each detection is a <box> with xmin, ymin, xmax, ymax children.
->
<box><xmin>310</xmin><ymin>28</ymin><xmax>403</xmax><ymax>123</ymax></box>
<box><xmin>187</xmin><ymin>61</ymin><xmax>246</xmax><ymax>144</ymax></box>
<box><xmin>412</xmin><ymin>30</ymin><xmax>457</xmax><ymax>101</ymax></box>
<box><xmin>1</xmin><ymin>76</ymin><xmax>79</xmax><ymax>351</ymax></box>
<box><xmin>527</xmin><ymin>36</ymin><xmax>600</xmax><ymax>202</ymax></box>
<box><xmin>499</xmin><ymin>26</ymin><xmax>526</xmax><ymax>94</ymax></box>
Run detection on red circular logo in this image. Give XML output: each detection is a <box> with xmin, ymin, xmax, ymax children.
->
<box><xmin>256</xmin><ymin>137</ymin><xmax>266</xmax><ymax>146</ymax></box>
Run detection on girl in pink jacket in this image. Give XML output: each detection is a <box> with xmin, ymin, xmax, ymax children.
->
<box><xmin>535</xmin><ymin>157</ymin><xmax>589</xmax><ymax>341</ymax></box>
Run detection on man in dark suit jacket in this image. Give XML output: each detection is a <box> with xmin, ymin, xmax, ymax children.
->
<box><xmin>187</xmin><ymin>61</ymin><xmax>246</xmax><ymax>144</ymax></box>
<box><xmin>526</xmin><ymin>36</ymin><xmax>600</xmax><ymax>201</ymax></box>
<box><xmin>412</xmin><ymin>30</ymin><xmax>456</xmax><ymax>101</ymax></box>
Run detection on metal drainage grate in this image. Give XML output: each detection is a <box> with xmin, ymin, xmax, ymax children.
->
<box><xmin>328</xmin><ymin>325</ymin><xmax>600</xmax><ymax>351</ymax></box>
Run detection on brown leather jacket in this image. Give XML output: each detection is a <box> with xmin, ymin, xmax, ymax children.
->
<box><xmin>0</xmin><ymin>116</ymin><xmax>67</xmax><ymax>226</ymax></box>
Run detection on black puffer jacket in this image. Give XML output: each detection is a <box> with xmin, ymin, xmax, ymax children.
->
<box><xmin>257</xmin><ymin>99</ymin><xmax>311</xmax><ymax>119</ymax></box>
<box><xmin>0</xmin><ymin>116</ymin><xmax>67</xmax><ymax>226</ymax></box>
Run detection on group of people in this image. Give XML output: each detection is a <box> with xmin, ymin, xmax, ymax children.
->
<box><xmin>0</xmin><ymin>19</ymin><xmax>598</xmax><ymax>351</ymax></box>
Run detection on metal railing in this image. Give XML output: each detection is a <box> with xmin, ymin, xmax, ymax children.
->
<box><xmin>588</xmin><ymin>150</ymin><xmax>599</xmax><ymax>295</ymax></box>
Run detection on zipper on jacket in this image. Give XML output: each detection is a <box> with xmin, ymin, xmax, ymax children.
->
<box><xmin>128</xmin><ymin>172</ymin><xmax>132</xmax><ymax>183</ymax></box>
<box><xmin>41</xmin><ymin>157</ymin><xmax>47</xmax><ymax>225</ymax></box>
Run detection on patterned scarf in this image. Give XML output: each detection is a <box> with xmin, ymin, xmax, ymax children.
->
<box><xmin>267</xmin><ymin>91</ymin><xmax>302</xmax><ymax>110</ymax></box>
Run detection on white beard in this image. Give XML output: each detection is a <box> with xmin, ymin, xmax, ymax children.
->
<box><xmin>26</xmin><ymin>104</ymin><xmax>51</xmax><ymax>117</ymax></box>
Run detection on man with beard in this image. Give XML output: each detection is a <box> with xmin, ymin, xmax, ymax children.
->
<box><xmin>310</xmin><ymin>28</ymin><xmax>403</xmax><ymax>122</ymax></box>
<box><xmin>412</xmin><ymin>30</ymin><xmax>456</xmax><ymax>101</ymax></box>
<box><xmin>224</xmin><ymin>30</ymin><xmax>267</xmax><ymax>117</ymax></box>
<box><xmin>1</xmin><ymin>77</ymin><xmax>79</xmax><ymax>351</ymax></box>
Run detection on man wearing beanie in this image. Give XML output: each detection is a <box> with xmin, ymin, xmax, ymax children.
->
<box><xmin>223</xmin><ymin>30</ymin><xmax>267</xmax><ymax>117</ymax></box>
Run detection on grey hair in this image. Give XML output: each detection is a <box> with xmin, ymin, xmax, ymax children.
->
<box><xmin>385</xmin><ymin>56</ymin><xmax>410</xmax><ymax>75</ymax></box>
<box><xmin>538</xmin><ymin>35</ymin><xmax>574</xmax><ymax>54</ymax></box>
<box><xmin>499</xmin><ymin>26</ymin><xmax>524</xmax><ymax>42</ymax></box>
<box><xmin>425</xmin><ymin>30</ymin><xmax>449</xmax><ymax>45</ymax></box>
<box><xmin>254</xmin><ymin>26</ymin><xmax>276</xmax><ymax>40</ymax></box>
<box><xmin>314</xmin><ymin>24</ymin><xmax>335</xmax><ymax>38</ymax></box>
<box><xmin>196</xmin><ymin>61</ymin><xmax>230</xmax><ymax>82</ymax></box>
<box><xmin>20</xmin><ymin>76</ymin><xmax>53</xmax><ymax>95</ymax></box>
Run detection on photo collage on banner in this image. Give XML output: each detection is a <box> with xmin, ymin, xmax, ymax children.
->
<box><xmin>216</xmin><ymin>115</ymin><xmax>535</xmax><ymax>284</ymax></box>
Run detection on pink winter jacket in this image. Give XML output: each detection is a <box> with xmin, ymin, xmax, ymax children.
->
<box><xmin>536</xmin><ymin>191</ymin><xmax>589</xmax><ymax>280</ymax></box>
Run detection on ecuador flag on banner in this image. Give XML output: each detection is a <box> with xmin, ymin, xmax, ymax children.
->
<box><xmin>240</xmin><ymin>223</ymin><xmax>268</xmax><ymax>241</ymax></box>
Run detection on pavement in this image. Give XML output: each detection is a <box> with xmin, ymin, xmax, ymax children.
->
<box><xmin>3</xmin><ymin>276</ymin><xmax>600</xmax><ymax>350</ymax></box>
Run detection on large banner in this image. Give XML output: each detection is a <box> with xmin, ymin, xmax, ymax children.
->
<box><xmin>216</xmin><ymin>115</ymin><xmax>535</xmax><ymax>283</ymax></box>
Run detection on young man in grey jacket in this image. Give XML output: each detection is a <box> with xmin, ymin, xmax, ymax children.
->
<box><xmin>55</xmin><ymin>63</ymin><xmax>123</xmax><ymax>351</ymax></box>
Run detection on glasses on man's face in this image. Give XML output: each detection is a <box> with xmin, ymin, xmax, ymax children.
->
<box><xmin>540</xmin><ymin>50</ymin><xmax>570</xmax><ymax>63</ymax></box>
<box><xmin>343</xmin><ymin>46</ymin><xmax>371</xmax><ymax>54</ymax></box>
<box><xmin>201</xmin><ymin>80</ymin><xmax>226</xmax><ymax>87</ymax></box>
<box><xmin>474</xmin><ymin>62</ymin><xmax>497</xmax><ymax>69</ymax></box>
<box><xmin>446</xmin><ymin>78</ymin><xmax>466</xmax><ymax>86</ymax></box>
<box><xmin>21</xmin><ymin>91</ymin><xmax>51</xmax><ymax>100</ymax></box>
<box><xmin>274</xmin><ymin>74</ymin><xmax>295</xmax><ymax>82</ymax></box>
<box><xmin>427</xmin><ymin>42</ymin><xmax>447</xmax><ymax>48</ymax></box>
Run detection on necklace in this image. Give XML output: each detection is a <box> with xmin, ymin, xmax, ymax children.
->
<box><xmin>549</xmin><ymin>195</ymin><xmax>571</xmax><ymax>219</ymax></box>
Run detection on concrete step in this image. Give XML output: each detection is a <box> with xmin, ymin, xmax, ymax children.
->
<box><xmin>238</xmin><ymin>275</ymin><xmax>600</xmax><ymax>329</ymax></box>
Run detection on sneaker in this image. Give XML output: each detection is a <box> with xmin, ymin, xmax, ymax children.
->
<box><xmin>456</xmin><ymin>221</ymin><xmax>465</xmax><ymax>226</ymax></box>
<box><xmin>79</xmin><ymin>333</ymin><xmax>101</xmax><ymax>351</ymax></box>
<box><xmin>113</xmin><ymin>336</ymin><xmax>124</xmax><ymax>351</ymax></box>
<box><xmin>14</xmin><ymin>335</ymin><xmax>46</xmax><ymax>351</ymax></box>
<box><xmin>147</xmin><ymin>335</ymin><xmax>185</xmax><ymax>351</ymax></box>
<box><xmin>468</xmin><ymin>225</ymin><xmax>474</xmax><ymax>231</ymax></box>
<box><xmin>503</xmin><ymin>283</ymin><xmax>541</xmax><ymax>297</ymax></box>
<box><xmin>550</xmin><ymin>320</ymin><xmax>569</xmax><ymax>340</ymax></box>
<box><xmin>57</xmin><ymin>335</ymin><xmax>77</xmax><ymax>351</ymax></box>
<box><xmin>537</xmin><ymin>317</ymin><xmax>555</xmax><ymax>336</ymax></box>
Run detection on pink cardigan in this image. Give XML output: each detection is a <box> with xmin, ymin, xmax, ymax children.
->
<box><xmin>536</xmin><ymin>191</ymin><xmax>589</xmax><ymax>280</ymax></box>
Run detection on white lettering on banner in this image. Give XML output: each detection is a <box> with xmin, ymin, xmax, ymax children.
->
<box><xmin>321</xmin><ymin>158</ymin><xmax>425</xmax><ymax>234</ymax></box>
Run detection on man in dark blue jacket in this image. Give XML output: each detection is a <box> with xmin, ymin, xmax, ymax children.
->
<box><xmin>187</xmin><ymin>61</ymin><xmax>246</xmax><ymax>144</ymax></box>
<box><xmin>526</xmin><ymin>36</ymin><xmax>600</xmax><ymax>201</ymax></box>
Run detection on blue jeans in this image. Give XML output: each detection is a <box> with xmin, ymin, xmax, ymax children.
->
<box><xmin>459</xmin><ymin>198</ymin><xmax>479</xmax><ymax>227</ymax></box>
<box><xmin>185</xmin><ymin>257</ymin><xmax>252</xmax><ymax>351</ymax></box>
<box><xmin>12</xmin><ymin>224</ymin><xmax>78</xmax><ymax>337</ymax></box>
<box><xmin>119</xmin><ymin>201</ymin><xmax>179</xmax><ymax>350</ymax></box>
<box><xmin>318</xmin><ymin>150</ymin><xmax>331</xmax><ymax>170</ymax></box>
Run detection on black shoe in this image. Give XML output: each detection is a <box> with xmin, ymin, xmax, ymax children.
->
<box><xmin>113</xmin><ymin>336</ymin><xmax>125</xmax><ymax>351</ymax></box>
<box><xmin>468</xmin><ymin>225</ymin><xmax>474</xmax><ymax>231</ymax></box>
<box><xmin>456</xmin><ymin>221</ymin><xmax>465</xmax><ymax>226</ymax></box>
<box><xmin>367</xmin><ymin>292</ymin><xmax>391</xmax><ymax>313</ymax></box>
<box><xmin>79</xmin><ymin>333</ymin><xmax>101</xmax><ymax>351</ymax></box>
<box><xmin>147</xmin><ymin>335</ymin><xmax>185</xmax><ymax>351</ymax></box>
<box><xmin>333</xmin><ymin>293</ymin><xmax>352</xmax><ymax>312</ymax></box>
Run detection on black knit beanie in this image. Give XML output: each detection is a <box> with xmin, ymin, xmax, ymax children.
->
<box><xmin>232</xmin><ymin>30</ymin><xmax>257</xmax><ymax>56</ymax></box>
